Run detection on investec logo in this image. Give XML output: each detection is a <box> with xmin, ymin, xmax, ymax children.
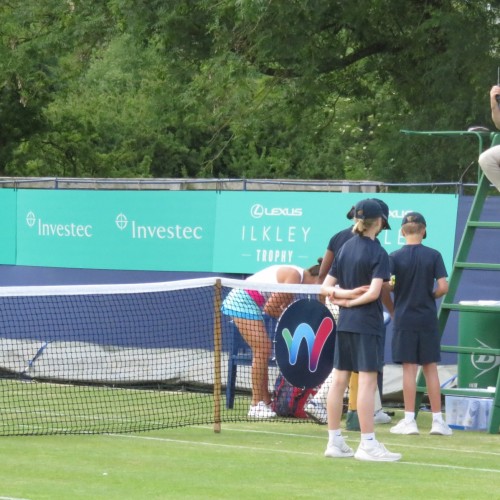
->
<box><xmin>25</xmin><ymin>211</ymin><xmax>93</xmax><ymax>238</ymax></box>
<box><xmin>115</xmin><ymin>213</ymin><xmax>203</xmax><ymax>240</ymax></box>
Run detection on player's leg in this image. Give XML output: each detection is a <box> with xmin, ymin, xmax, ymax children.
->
<box><xmin>402</xmin><ymin>362</ymin><xmax>418</xmax><ymax>412</ymax></box>
<box><xmin>356</xmin><ymin>371</ymin><xmax>377</xmax><ymax>433</ymax></box>
<box><xmin>423</xmin><ymin>362</ymin><xmax>441</xmax><ymax>413</ymax></box>
<box><xmin>233</xmin><ymin>317</ymin><xmax>272</xmax><ymax>406</ymax></box>
<box><xmin>325</xmin><ymin>331</ymin><xmax>354</xmax><ymax>458</ymax></box>
<box><xmin>423</xmin><ymin>363</ymin><xmax>453</xmax><ymax>435</ymax></box>
<box><xmin>327</xmin><ymin>369</ymin><xmax>350</xmax><ymax>429</ymax></box>
<box><xmin>354</xmin><ymin>370</ymin><xmax>401</xmax><ymax>462</ymax></box>
<box><xmin>324</xmin><ymin>368</ymin><xmax>353</xmax><ymax>458</ymax></box>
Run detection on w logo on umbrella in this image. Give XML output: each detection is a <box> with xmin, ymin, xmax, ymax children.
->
<box><xmin>281</xmin><ymin>316</ymin><xmax>334</xmax><ymax>372</ymax></box>
<box><xmin>275</xmin><ymin>299</ymin><xmax>336</xmax><ymax>389</ymax></box>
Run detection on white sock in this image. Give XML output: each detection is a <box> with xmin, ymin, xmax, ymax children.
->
<box><xmin>404</xmin><ymin>411</ymin><xmax>415</xmax><ymax>423</ymax></box>
<box><xmin>432</xmin><ymin>412</ymin><xmax>443</xmax><ymax>423</ymax></box>
<box><xmin>328</xmin><ymin>429</ymin><xmax>342</xmax><ymax>444</ymax></box>
<box><xmin>361</xmin><ymin>432</ymin><xmax>375</xmax><ymax>442</ymax></box>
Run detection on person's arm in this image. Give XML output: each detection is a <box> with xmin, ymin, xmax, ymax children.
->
<box><xmin>381</xmin><ymin>282</ymin><xmax>394</xmax><ymax>317</ymax></box>
<box><xmin>263</xmin><ymin>267</ymin><xmax>300</xmax><ymax>317</ymax></box>
<box><xmin>490</xmin><ymin>85</ymin><xmax>500</xmax><ymax>130</ymax></box>
<box><xmin>320</xmin><ymin>275</ymin><xmax>368</xmax><ymax>300</ymax></box>
<box><xmin>329</xmin><ymin>278</ymin><xmax>383</xmax><ymax>308</ymax></box>
<box><xmin>317</xmin><ymin>249</ymin><xmax>334</xmax><ymax>284</ymax></box>
<box><xmin>433</xmin><ymin>276</ymin><xmax>449</xmax><ymax>299</ymax></box>
<box><xmin>320</xmin><ymin>274</ymin><xmax>337</xmax><ymax>298</ymax></box>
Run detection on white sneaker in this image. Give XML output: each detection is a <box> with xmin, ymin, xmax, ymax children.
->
<box><xmin>374</xmin><ymin>409</ymin><xmax>392</xmax><ymax>424</ymax></box>
<box><xmin>324</xmin><ymin>437</ymin><xmax>354</xmax><ymax>458</ymax></box>
<box><xmin>247</xmin><ymin>401</ymin><xmax>276</xmax><ymax>419</ymax></box>
<box><xmin>304</xmin><ymin>400</ymin><xmax>328</xmax><ymax>424</ymax></box>
<box><xmin>390</xmin><ymin>418</ymin><xmax>419</xmax><ymax>435</ymax></box>
<box><xmin>430</xmin><ymin>420</ymin><xmax>453</xmax><ymax>436</ymax></box>
<box><xmin>354</xmin><ymin>440</ymin><xmax>402</xmax><ymax>462</ymax></box>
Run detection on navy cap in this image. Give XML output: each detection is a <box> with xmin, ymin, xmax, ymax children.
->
<box><xmin>354</xmin><ymin>199</ymin><xmax>383</xmax><ymax>220</ymax></box>
<box><xmin>402</xmin><ymin>211</ymin><xmax>426</xmax><ymax>226</ymax></box>
<box><xmin>346</xmin><ymin>206</ymin><xmax>355</xmax><ymax>220</ymax></box>
<box><xmin>372</xmin><ymin>198</ymin><xmax>391</xmax><ymax>230</ymax></box>
<box><xmin>402</xmin><ymin>211</ymin><xmax>427</xmax><ymax>238</ymax></box>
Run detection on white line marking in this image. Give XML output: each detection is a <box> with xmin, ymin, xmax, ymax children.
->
<box><xmin>107</xmin><ymin>433</ymin><xmax>500</xmax><ymax>473</ymax></box>
<box><xmin>0</xmin><ymin>496</ymin><xmax>32</xmax><ymax>500</ymax></box>
<box><xmin>195</xmin><ymin>425</ymin><xmax>500</xmax><ymax>456</ymax></box>
<box><xmin>400</xmin><ymin>461</ymin><xmax>500</xmax><ymax>474</ymax></box>
<box><xmin>107</xmin><ymin>434</ymin><xmax>314</xmax><ymax>455</ymax></box>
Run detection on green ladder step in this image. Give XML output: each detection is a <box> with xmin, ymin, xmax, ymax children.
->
<box><xmin>417</xmin><ymin>387</ymin><xmax>496</xmax><ymax>398</ymax></box>
<box><xmin>441</xmin><ymin>303</ymin><xmax>500</xmax><ymax>313</ymax></box>
<box><xmin>405</xmin><ymin>129</ymin><xmax>500</xmax><ymax>434</ymax></box>
<box><xmin>454</xmin><ymin>262</ymin><xmax>500</xmax><ymax>270</ymax></box>
<box><xmin>466</xmin><ymin>221</ymin><xmax>500</xmax><ymax>228</ymax></box>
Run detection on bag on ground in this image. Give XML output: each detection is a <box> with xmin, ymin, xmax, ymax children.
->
<box><xmin>271</xmin><ymin>373</ymin><xmax>317</xmax><ymax>418</ymax></box>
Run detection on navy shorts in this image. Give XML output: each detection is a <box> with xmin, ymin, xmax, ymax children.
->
<box><xmin>392</xmin><ymin>329</ymin><xmax>441</xmax><ymax>365</ymax></box>
<box><xmin>333</xmin><ymin>331</ymin><xmax>384</xmax><ymax>373</ymax></box>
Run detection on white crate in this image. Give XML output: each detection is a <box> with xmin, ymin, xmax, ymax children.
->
<box><xmin>445</xmin><ymin>395</ymin><xmax>493</xmax><ymax>431</ymax></box>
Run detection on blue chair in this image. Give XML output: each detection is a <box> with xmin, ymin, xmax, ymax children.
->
<box><xmin>225</xmin><ymin>315</ymin><xmax>277</xmax><ymax>409</ymax></box>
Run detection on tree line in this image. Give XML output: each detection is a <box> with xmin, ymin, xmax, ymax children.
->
<box><xmin>0</xmin><ymin>1</ymin><xmax>499</xmax><ymax>190</ymax></box>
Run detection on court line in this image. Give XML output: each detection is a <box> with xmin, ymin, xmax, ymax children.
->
<box><xmin>107</xmin><ymin>433</ymin><xmax>314</xmax><ymax>455</ymax></box>
<box><xmin>195</xmin><ymin>425</ymin><xmax>500</xmax><ymax>457</ymax></box>
<box><xmin>0</xmin><ymin>496</ymin><xmax>32</xmax><ymax>500</ymax></box>
<box><xmin>108</xmin><ymin>433</ymin><xmax>500</xmax><ymax>474</ymax></box>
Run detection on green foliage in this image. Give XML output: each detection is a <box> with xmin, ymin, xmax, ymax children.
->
<box><xmin>0</xmin><ymin>0</ymin><xmax>499</xmax><ymax>183</ymax></box>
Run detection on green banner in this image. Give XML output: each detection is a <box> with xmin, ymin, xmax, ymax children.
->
<box><xmin>16</xmin><ymin>190</ymin><xmax>217</xmax><ymax>271</ymax></box>
<box><xmin>0</xmin><ymin>189</ymin><xmax>17</xmax><ymax>265</ymax></box>
<box><xmin>7</xmin><ymin>189</ymin><xmax>457</xmax><ymax>274</ymax></box>
<box><xmin>213</xmin><ymin>192</ymin><xmax>458</xmax><ymax>274</ymax></box>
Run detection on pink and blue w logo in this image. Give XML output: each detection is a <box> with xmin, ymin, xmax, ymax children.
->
<box><xmin>281</xmin><ymin>316</ymin><xmax>334</xmax><ymax>372</ymax></box>
<box><xmin>275</xmin><ymin>299</ymin><xmax>336</xmax><ymax>389</ymax></box>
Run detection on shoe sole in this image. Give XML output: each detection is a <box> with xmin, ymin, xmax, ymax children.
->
<box><xmin>390</xmin><ymin>430</ymin><xmax>419</xmax><ymax>435</ymax></box>
<box><xmin>324</xmin><ymin>450</ymin><xmax>354</xmax><ymax>458</ymax></box>
<box><xmin>354</xmin><ymin>451</ymin><xmax>402</xmax><ymax>462</ymax></box>
<box><xmin>429</xmin><ymin>430</ymin><xmax>452</xmax><ymax>436</ymax></box>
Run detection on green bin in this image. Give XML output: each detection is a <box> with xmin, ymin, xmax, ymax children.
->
<box><xmin>457</xmin><ymin>304</ymin><xmax>500</xmax><ymax>389</ymax></box>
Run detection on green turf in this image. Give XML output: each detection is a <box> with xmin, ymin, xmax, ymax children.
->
<box><xmin>0</xmin><ymin>410</ymin><xmax>498</xmax><ymax>499</ymax></box>
<box><xmin>0</xmin><ymin>379</ymin><xmax>254</xmax><ymax>435</ymax></box>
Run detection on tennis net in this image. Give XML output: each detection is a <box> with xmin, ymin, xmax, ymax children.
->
<box><xmin>0</xmin><ymin>278</ymin><xmax>321</xmax><ymax>435</ymax></box>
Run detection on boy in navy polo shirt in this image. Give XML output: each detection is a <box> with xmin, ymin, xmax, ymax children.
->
<box><xmin>389</xmin><ymin>212</ymin><xmax>452</xmax><ymax>436</ymax></box>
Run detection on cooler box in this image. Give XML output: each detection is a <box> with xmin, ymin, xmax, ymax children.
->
<box><xmin>445</xmin><ymin>395</ymin><xmax>493</xmax><ymax>431</ymax></box>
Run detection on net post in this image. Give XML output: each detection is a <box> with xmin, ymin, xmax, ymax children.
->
<box><xmin>213</xmin><ymin>278</ymin><xmax>222</xmax><ymax>433</ymax></box>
